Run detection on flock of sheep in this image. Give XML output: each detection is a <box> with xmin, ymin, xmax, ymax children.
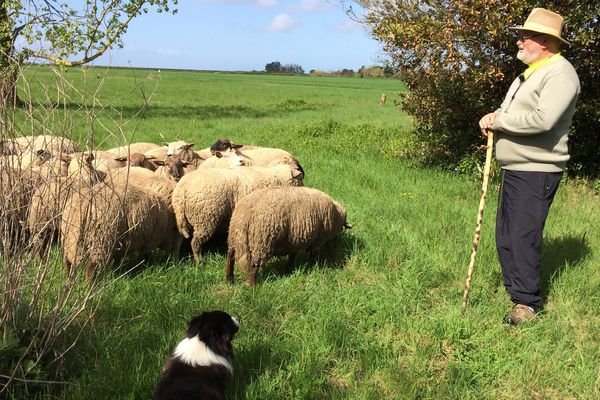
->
<box><xmin>0</xmin><ymin>134</ymin><xmax>351</xmax><ymax>285</ymax></box>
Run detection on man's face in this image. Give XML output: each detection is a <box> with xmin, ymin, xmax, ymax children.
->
<box><xmin>516</xmin><ymin>32</ymin><xmax>544</xmax><ymax>65</ymax></box>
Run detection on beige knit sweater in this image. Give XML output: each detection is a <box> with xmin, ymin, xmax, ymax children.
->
<box><xmin>492</xmin><ymin>56</ymin><xmax>580</xmax><ymax>172</ymax></box>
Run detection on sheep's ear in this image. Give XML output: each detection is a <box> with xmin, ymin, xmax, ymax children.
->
<box><xmin>85</xmin><ymin>153</ymin><xmax>95</xmax><ymax>162</ymax></box>
<box><xmin>183</xmin><ymin>143</ymin><xmax>195</xmax><ymax>150</ymax></box>
<box><xmin>344</xmin><ymin>222</ymin><xmax>353</xmax><ymax>229</ymax></box>
<box><xmin>154</xmin><ymin>159</ymin><xmax>165</xmax><ymax>166</ymax></box>
<box><xmin>163</xmin><ymin>142</ymin><xmax>170</xmax><ymax>146</ymax></box>
<box><xmin>214</xmin><ymin>151</ymin><xmax>223</xmax><ymax>158</ymax></box>
<box><xmin>292</xmin><ymin>169</ymin><xmax>304</xmax><ymax>179</ymax></box>
<box><xmin>232</xmin><ymin>143</ymin><xmax>243</xmax><ymax>149</ymax></box>
<box><xmin>114</xmin><ymin>156</ymin><xmax>127</xmax><ymax>162</ymax></box>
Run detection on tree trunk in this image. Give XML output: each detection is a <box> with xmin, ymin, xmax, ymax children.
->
<box><xmin>1</xmin><ymin>2</ymin><xmax>23</xmax><ymax>108</ymax></box>
<box><xmin>0</xmin><ymin>73</ymin><xmax>22</xmax><ymax>108</ymax></box>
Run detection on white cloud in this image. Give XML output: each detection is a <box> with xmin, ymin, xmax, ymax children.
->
<box><xmin>256</xmin><ymin>0</ymin><xmax>277</xmax><ymax>7</ymax></box>
<box><xmin>290</xmin><ymin>0</ymin><xmax>332</xmax><ymax>12</ymax></box>
<box><xmin>194</xmin><ymin>0</ymin><xmax>276</xmax><ymax>6</ymax></box>
<box><xmin>156</xmin><ymin>48</ymin><xmax>180</xmax><ymax>56</ymax></box>
<box><xmin>195</xmin><ymin>0</ymin><xmax>248</xmax><ymax>3</ymax></box>
<box><xmin>333</xmin><ymin>19</ymin><xmax>362</xmax><ymax>33</ymax></box>
<box><xmin>264</xmin><ymin>14</ymin><xmax>299</xmax><ymax>32</ymax></box>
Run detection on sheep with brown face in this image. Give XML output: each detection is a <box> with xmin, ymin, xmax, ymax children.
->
<box><xmin>126</xmin><ymin>153</ymin><xmax>157</xmax><ymax>171</ymax></box>
<box><xmin>171</xmin><ymin>164</ymin><xmax>304</xmax><ymax>263</ymax></box>
<box><xmin>226</xmin><ymin>186</ymin><xmax>351</xmax><ymax>286</ymax></box>
<box><xmin>154</xmin><ymin>155</ymin><xmax>188</xmax><ymax>182</ymax></box>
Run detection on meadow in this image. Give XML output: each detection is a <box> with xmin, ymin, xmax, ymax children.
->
<box><xmin>3</xmin><ymin>65</ymin><xmax>600</xmax><ymax>399</ymax></box>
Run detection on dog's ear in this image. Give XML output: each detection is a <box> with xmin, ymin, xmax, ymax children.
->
<box><xmin>187</xmin><ymin>312</ymin><xmax>238</xmax><ymax>356</ymax></box>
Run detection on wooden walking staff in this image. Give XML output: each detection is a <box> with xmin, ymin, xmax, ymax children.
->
<box><xmin>462</xmin><ymin>130</ymin><xmax>494</xmax><ymax>312</ymax></box>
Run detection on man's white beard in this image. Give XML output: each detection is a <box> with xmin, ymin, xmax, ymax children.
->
<box><xmin>517</xmin><ymin>47</ymin><xmax>542</xmax><ymax>65</ymax></box>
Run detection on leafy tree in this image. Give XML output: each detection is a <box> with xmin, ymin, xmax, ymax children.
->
<box><xmin>265</xmin><ymin>62</ymin><xmax>304</xmax><ymax>74</ymax></box>
<box><xmin>0</xmin><ymin>0</ymin><xmax>178</xmax><ymax>107</ymax></box>
<box><xmin>349</xmin><ymin>0</ymin><xmax>600</xmax><ymax>177</ymax></box>
<box><xmin>265</xmin><ymin>61</ymin><xmax>282</xmax><ymax>73</ymax></box>
<box><xmin>283</xmin><ymin>63</ymin><xmax>304</xmax><ymax>74</ymax></box>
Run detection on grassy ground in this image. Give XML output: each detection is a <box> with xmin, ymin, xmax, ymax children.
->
<box><xmin>5</xmin><ymin>66</ymin><xmax>600</xmax><ymax>399</ymax></box>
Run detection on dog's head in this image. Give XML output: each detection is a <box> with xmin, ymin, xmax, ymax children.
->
<box><xmin>187</xmin><ymin>311</ymin><xmax>239</xmax><ymax>359</ymax></box>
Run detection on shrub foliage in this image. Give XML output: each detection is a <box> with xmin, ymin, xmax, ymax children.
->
<box><xmin>353</xmin><ymin>0</ymin><xmax>600</xmax><ymax>177</ymax></box>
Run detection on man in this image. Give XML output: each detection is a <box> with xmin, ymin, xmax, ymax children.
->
<box><xmin>479</xmin><ymin>8</ymin><xmax>580</xmax><ymax>325</ymax></box>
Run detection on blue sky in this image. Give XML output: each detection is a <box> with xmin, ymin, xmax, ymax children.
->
<box><xmin>92</xmin><ymin>0</ymin><xmax>386</xmax><ymax>72</ymax></box>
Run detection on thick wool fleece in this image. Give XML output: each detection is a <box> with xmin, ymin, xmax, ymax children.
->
<box><xmin>171</xmin><ymin>165</ymin><xmax>303</xmax><ymax>260</ymax></box>
<box><xmin>61</xmin><ymin>181</ymin><xmax>177</xmax><ymax>270</ymax></box>
<box><xmin>229</xmin><ymin>146</ymin><xmax>304</xmax><ymax>176</ymax></box>
<box><xmin>227</xmin><ymin>186</ymin><xmax>347</xmax><ymax>274</ymax></box>
<box><xmin>492</xmin><ymin>56</ymin><xmax>580</xmax><ymax>172</ymax></box>
<box><xmin>108</xmin><ymin>166</ymin><xmax>176</xmax><ymax>208</ymax></box>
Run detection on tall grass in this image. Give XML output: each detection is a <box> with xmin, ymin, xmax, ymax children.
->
<box><xmin>2</xmin><ymin>66</ymin><xmax>599</xmax><ymax>399</ymax></box>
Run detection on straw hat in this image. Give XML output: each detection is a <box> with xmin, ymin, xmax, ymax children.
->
<box><xmin>509</xmin><ymin>8</ymin><xmax>569</xmax><ymax>45</ymax></box>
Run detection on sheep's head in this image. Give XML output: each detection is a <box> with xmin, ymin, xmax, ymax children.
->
<box><xmin>155</xmin><ymin>155</ymin><xmax>187</xmax><ymax>182</ymax></box>
<box><xmin>333</xmin><ymin>201</ymin><xmax>352</xmax><ymax>231</ymax></box>
<box><xmin>128</xmin><ymin>153</ymin><xmax>157</xmax><ymax>170</ymax></box>
<box><xmin>210</xmin><ymin>138</ymin><xmax>243</xmax><ymax>154</ymax></box>
<box><xmin>214</xmin><ymin>148</ymin><xmax>246</xmax><ymax>167</ymax></box>
<box><xmin>165</xmin><ymin>141</ymin><xmax>194</xmax><ymax>157</ymax></box>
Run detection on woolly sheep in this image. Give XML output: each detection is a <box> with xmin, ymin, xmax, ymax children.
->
<box><xmin>107</xmin><ymin>166</ymin><xmax>176</xmax><ymax>208</ymax></box>
<box><xmin>146</xmin><ymin>141</ymin><xmax>205</xmax><ymax>173</ymax></box>
<box><xmin>106</xmin><ymin>142</ymin><xmax>161</xmax><ymax>156</ymax></box>
<box><xmin>60</xmin><ymin>181</ymin><xmax>180</xmax><ymax>280</ymax></box>
<box><xmin>32</xmin><ymin>154</ymin><xmax>71</xmax><ymax>178</ymax></box>
<box><xmin>127</xmin><ymin>153</ymin><xmax>157</xmax><ymax>170</ymax></box>
<box><xmin>172</xmin><ymin>164</ymin><xmax>304</xmax><ymax>262</ymax></box>
<box><xmin>226</xmin><ymin>186</ymin><xmax>351</xmax><ymax>286</ymax></box>
<box><xmin>206</xmin><ymin>139</ymin><xmax>304</xmax><ymax>177</ymax></box>
<box><xmin>197</xmin><ymin>148</ymin><xmax>247</xmax><ymax>169</ymax></box>
<box><xmin>0</xmin><ymin>167</ymin><xmax>42</xmax><ymax>256</ymax></box>
<box><xmin>27</xmin><ymin>154</ymin><xmax>104</xmax><ymax>259</ymax></box>
<box><xmin>0</xmin><ymin>149</ymin><xmax>52</xmax><ymax>171</ymax></box>
<box><xmin>0</xmin><ymin>134</ymin><xmax>79</xmax><ymax>155</ymax></box>
<box><xmin>154</xmin><ymin>155</ymin><xmax>188</xmax><ymax>182</ymax></box>
<box><xmin>67</xmin><ymin>152</ymin><xmax>106</xmax><ymax>182</ymax></box>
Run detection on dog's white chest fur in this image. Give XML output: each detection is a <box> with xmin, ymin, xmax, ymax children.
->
<box><xmin>173</xmin><ymin>337</ymin><xmax>233</xmax><ymax>374</ymax></box>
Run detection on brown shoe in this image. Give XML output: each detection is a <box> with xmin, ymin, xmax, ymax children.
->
<box><xmin>506</xmin><ymin>304</ymin><xmax>536</xmax><ymax>325</ymax></box>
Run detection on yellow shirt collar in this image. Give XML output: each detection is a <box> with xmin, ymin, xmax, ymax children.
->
<box><xmin>523</xmin><ymin>53</ymin><xmax>563</xmax><ymax>80</ymax></box>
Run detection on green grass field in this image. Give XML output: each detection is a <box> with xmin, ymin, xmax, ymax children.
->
<box><xmin>4</xmin><ymin>66</ymin><xmax>600</xmax><ymax>399</ymax></box>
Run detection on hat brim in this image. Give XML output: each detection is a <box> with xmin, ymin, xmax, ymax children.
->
<box><xmin>508</xmin><ymin>26</ymin><xmax>570</xmax><ymax>45</ymax></box>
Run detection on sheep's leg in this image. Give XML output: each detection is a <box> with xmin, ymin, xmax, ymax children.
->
<box><xmin>248</xmin><ymin>265</ymin><xmax>258</xmax><ymax>287</ymax></box>
<box><xmin>172</xmin><ymin>234</ymin><xmax>183</xmax><ymax>262</ymax></box>
<box><xmin>286</xmin><ymin>253</ymin><xmax>297</xmax><ymax>273</ymax></box>
<box><xmin>36</xmin><ymin>232</ymin><xmax>56</xmax><ymax>261</ymax></box>
<box><xmin>34</xmin><ymin>234</ymin><xmax>49</xmax><ymax>262</ymax></box>
<box><xmin>64</xmin><ymin>257</ymin><xmax>73</xmax><ymax>275</ymax></box>
<box><xmin>85</xmin><ymin>262</ymin><xmax>97</xmax><ymax>283</ymax></box>
<box><xmin>190</xmin><ymin>234</ymin><xmax>204</xmax><ymax>263</ymax></box>
<box><xmin>226</xmin><ymin>249</ymin><xmax>235</xmax><ymax>283</ymax></box>
<box><xmin>308</xmin><ymin>249</ymin><xmax>319</xmax><ymax>264</ymax></box>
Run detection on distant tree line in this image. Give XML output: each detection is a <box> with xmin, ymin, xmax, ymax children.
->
<box><xmin>265</xmin><ymin>62</ymin><xmax>305</xmax><ymax>74</ymax></box>
<box><xmin>308</xmin><ymin>65</ymin><xmax>397</xmax><ymax>78</ymax></box>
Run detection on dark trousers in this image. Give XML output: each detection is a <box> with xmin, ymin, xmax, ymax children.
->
<box><xmin>496</xmin><ymin>169</ymin><xmax>562</xmax><ymax>310</ymax></box>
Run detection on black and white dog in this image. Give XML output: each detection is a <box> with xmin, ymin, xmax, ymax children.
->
<box><xmin>155</xmin><ymin>311</ymin><xmax>240</xmax><ymax>400</ymax></box>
